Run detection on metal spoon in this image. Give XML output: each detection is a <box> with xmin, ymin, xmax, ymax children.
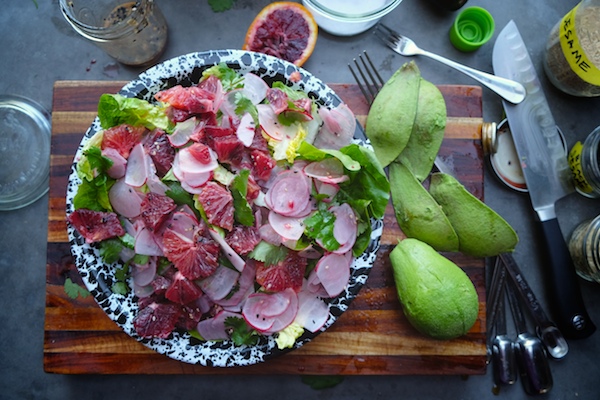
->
<box><xmin>499</xmin><ymin>253</ymin><xmax>569</xmax><ymax>359</ymax></box>
<box><xmin>506</xmin><ymin>279</ymin><xmax>553</xmax><ymax>395</ymax></box>
<box><xmin>491</xmin><ymin>284</ymin><xmax>517</xmax><ymax>385</ymax></box>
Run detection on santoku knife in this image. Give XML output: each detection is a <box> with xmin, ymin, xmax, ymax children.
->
<box><xmin>492</xmin><ymin>21</ymin><xmax>595</xmax><ymax>339</ymax></box>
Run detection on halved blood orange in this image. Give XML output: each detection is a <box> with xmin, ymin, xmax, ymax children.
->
<box><xmin>243</xmin><ymin>2</ymin><xmax>318</xmax><ymax>67</ymax></box>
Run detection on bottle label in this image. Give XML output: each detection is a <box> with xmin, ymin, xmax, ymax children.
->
<box><xmin>559</xmin><ymin>4</ymin><xmax>600</xmax><ymax>86</ymax></box>
<box><xmin>568</xmin><ymin>141</ymin><xmax>594</xmax><ymax>194</ymax></box>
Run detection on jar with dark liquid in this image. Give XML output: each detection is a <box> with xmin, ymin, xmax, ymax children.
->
<box><xmin>60</xmin><ymin>0</ymin><xmax>168</xmax><ymax>67</ymax></box>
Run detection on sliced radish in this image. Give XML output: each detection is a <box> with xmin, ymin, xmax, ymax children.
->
<box><xmin>259</xmin><ymin>223</ymin><xmax>283</xmax><ymax>246</ymax></box>
<box><xmin>263</xmin><ymin>289</ymin><xmax>299</xmax><ymax>334</ymax></box>
<box><xmin>243</xmin><ymin>289</ymin><xmax>298</xmax><ymax>333</ymax></box>
<box><xmin>146</xmin><ymin>173</ymin><xmax>170</xmax><ymax>195</ymax></box>
<box><xmin>331</xmin><ymin>203</ymin><xmax>358</xmax><ymax>253</ymax></box>
<box><xmin>265</xmin><ymin>170</ymin><xmax>311</xmax><ymax>217</ymax></box>
<box><xmin>315</xmin><ymin>253</ymin><xmax>351</xmax><ymax>298</ymax></box>
<box><xmin>102</xmin><ymin>148</ymin><xmax>127</xmax><ymax>179</ymax></box>
<box><xmin>134</xmin><ymin>226</ymin><xmax>164</xmax><ymax>256</ymax></box>
<box><xmin>216</xmin><ymin>259</ymin><xmax>256</xmax><ymax>309</ymax></box>
<box><xmin>166</xmin><ymin>211</ymin><xmax>198</xmax><ymax>240</ymax></box>
<box><xmin>208</xmin><ymin>228</ymin><xmax>245</xmax><ymax>272</ymax></box>
<box><xmin>268</xmin><ymin>211</ymin><xmax>305</xmax><ymax>241</ymax></box>
<box><xmin>242</xmin><ymin>72</ymin><xmax>268</xmax><ymax>104</ymax></box>
<box><xmin>109</xmin><ymin>179</ymin><xmax>143</xmax><ymax>218</ymax></box>
<box><xmin>197</xmin><ymin>310</ymin><xmax>239</xmax><ymax>341</ymax></box>
<box><xmin>295</xmin><ymin>291</ymin><xmax>329</xmax><ymax>333</ymax></box>
<box><xmin>242</xmin><ymin>293</ymin><xmax>277</xmax><ymax>332</ymax></box>
<box><xmin>125</xmin><ymin>143</ymin><xmax>151</xmax><ymax>187</ymax></box>
<box><xmin>131</xmin><ymin>257</ymin><xmax>158</xmax><ymax>287</ymax></box>
<box><xmin>304</xmin><ymin>158</ymin><xmax>349</xmax><ymax>184</ymax></box>
<box><xmin>177</xmin><ymin>144</ymin><xmax>218</xmax><ymax>175</ymax></box>
<box><xmin>168</xmin><ymin>117</ymin><xmax>198</xmax><ymax>147</ymax></box>
<box><xmin>236</xmin><ymin>112</ymin><xmax>256</xmax><ymax>147</ymax></box>
<box><xmin>198</xmin><ymin>265</ymin><xmax>240</xmax><ymax>302</ymax></box>
<box><xmin>313</xmin><ymin>103</ymin><xmax>356</xmax><ymax>150</ymax></box>
<box><xmin>314</xmin><ymin>180</ymin><xmax>339</xmax><ymax>201</ymax></box>
<box><xmin>257</xmin><ymin>104</ymin><xmax>297</xmax><ymax>141</ymax></box>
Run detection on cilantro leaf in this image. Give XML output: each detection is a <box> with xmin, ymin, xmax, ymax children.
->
<box><xmin>225</xmin><ymin>316</ymin><xmax>259</xmax><ymax>346</ymax></box>
<box><xmin>208</xmin><ymin>0</ymin><xmax>237</xmax><ymax>13</ymax></box>
<box><xmin>303</xmin><ymin>205</ymin><xmax>340</xmax><ymax>252</ymax></box>
<box><xmin>111</xmin><ymin>281</ymin><xmax>129</xmax><ymax>296</ymax></box>
<box><xmin>99</xmin><ymin>238</ymin><xmax>125</xmax><ymax>264</ymax></box>
<box><xmin>248</xmin><ymin>241</ymin><xmax>288</xmax><ymax>266</ymax></box>
<box><xmin>301</xmin><ymin>375</ymin><xmax>345</xmax><ymax>390</ymax></box>
<box><xmin>163</xmin><ymin>179</ymin><xmax>196</xmax><ymax>210</ymax></box>
<box><xmin>231</xmin><ymin>169</ymin><xmax>254</xmax><ymax>226</ymax></box>
<box><xmin>64</xmin><ymin>278</ymin><xmax>90</xmax><ymax>299</ymax></box>
<box><xmin>234</xmin><ymin>92</ymin><xmax>259</xmax><ymax>123</ymax></box>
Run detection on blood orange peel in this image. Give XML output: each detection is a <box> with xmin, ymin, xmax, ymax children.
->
<box><xmin>243</xmin><ymin>2</ymin><xmax>318</xmax><ymax>67</ymax></box>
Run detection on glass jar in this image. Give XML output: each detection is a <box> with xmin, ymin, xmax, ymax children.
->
<box><xmin>59</xmin><ymin>0</ymin><xmax>168</xmax><ymax>67</ymax></box>
<box><xmin>568</xmin><ymin>215</ymin><xmax>600</xmax><ymax>283</ymax></box>
<box><xmin>568</xmin><ymin>125</ymin><xmax>600</xmax><ymax>198</ymax></box>
<box><xmin>543</xmin><ymin>0</ymin><xmax>600</xmax><ymax>97</ymax></box>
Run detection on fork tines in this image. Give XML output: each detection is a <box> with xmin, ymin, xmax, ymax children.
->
<box><xmin>373</xmin><ymin>23</ymin><xmax>400</xmax><ymax>47</ymax></box>
<box><xmin>348</xmin><ymin>51</ymin><xmax>385</xmax><ymax>105</ymax></box>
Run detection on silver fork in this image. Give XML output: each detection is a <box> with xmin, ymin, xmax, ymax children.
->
<box><xmin>374</xmin><ymin>24</ymin><xmax>526</xmax><ymax>104</ymax></box>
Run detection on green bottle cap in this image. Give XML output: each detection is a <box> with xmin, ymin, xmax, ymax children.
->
<box><xmin>449</xmin><ymin>7</ymin><xmax>495</xmax><ymax>52</ymax></box>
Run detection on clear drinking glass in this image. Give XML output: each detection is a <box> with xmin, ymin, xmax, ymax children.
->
<box><xmin>59</xmin><ymin>0</ymin><xmax>168</xmax><ymax>67</ymax></box>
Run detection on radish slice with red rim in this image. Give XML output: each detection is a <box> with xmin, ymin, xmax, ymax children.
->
<box><xmin>304</xmin><ymin>158</ymin><xmax>349</xmax><ymax>184</ymax></box>
<box><xmin>236</xmin><ymin>112</ymin><xmax>256</xmax><ymax>147</ymax></box>
<box><xmin>268</xmin><ymin>211</ymin><xmax>305</xmax><ymax>241</ymax></box>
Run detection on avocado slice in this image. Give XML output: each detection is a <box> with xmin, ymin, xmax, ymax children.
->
<box><xmin>365</xmin><ymin>61</ymin><xmax>420</xmax><ymax>168</ymax></box>
<box><xmin>429</xmin><ymin>172</ymin><xmax>518</xmax><ymax>257</ymax></box>
<box><xmin>396</xmin><ymin>79</ymin><xmax>446</xmax><ymax>182</ymax></box>
<box><xmin>389</xmin><ymin>162</ymin><xmax>459</xmax><ymax>252</ymax></box>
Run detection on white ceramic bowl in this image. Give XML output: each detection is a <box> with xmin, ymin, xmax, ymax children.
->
<box><xmin>302</xmin><ymin>0</ymin><xmax>403</xmax><ymax>36</ymax></box>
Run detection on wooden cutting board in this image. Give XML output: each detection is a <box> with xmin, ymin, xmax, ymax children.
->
<box><xmin>44</xmin><ymin>81</ymin><xmax>487</xmax><ymax>375</ymax></box>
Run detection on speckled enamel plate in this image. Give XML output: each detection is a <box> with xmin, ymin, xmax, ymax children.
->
<box><xmin>66</xmin><ymin>50</ymin><xmax>383</xmax><ymax>367</ymax></box>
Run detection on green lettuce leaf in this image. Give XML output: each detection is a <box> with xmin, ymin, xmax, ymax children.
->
<box><xmin>98</xmin><ymin>93</ymin><xmax>171</xmax><ymax>131</ymax></box>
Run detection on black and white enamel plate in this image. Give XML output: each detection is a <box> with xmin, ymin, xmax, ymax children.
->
<box><xmin>66</xmin><ymin>50</ymin><xmax>382</xmax><ymax>367</ymax></box>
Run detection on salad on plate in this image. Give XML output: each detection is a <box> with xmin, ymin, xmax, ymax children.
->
<box><xmin>66</xmin><ymin>53</ymin><xmax>389</xmax><ymax>366</ymax></box>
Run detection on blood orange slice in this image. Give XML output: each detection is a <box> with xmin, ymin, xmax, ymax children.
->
<box><xmin>243</xmin><ymin>2</ymin><xmax>318</xmax><ymax>67</ymax></box>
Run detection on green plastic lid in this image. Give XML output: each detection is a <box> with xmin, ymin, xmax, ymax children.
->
<box><xmin>449</xmin><ymin>7</ymin><xmax>495</xmax><ymax>52</ymax></box>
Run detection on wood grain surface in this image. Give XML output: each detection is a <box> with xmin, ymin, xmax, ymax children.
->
<box><xmin>45</xmin><ymin>81</ymin><xmax>487</xmax><ymax>375</ymax></box>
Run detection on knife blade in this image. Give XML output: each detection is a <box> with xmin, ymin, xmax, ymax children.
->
<box><xmin>492</xmin><ymin>20</ymin><xmax>595</xmax><ymax>339</ymax></box>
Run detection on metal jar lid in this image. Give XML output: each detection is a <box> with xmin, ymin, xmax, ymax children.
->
<box><xmin>0</xmin><ymin>95</ymin><xmax>51</xmax><ymax>210</ymax></box>
<box><xmin>483</xmin><ymin>119</ymin><xmax>567</xmax><ymax>192</ymax></box>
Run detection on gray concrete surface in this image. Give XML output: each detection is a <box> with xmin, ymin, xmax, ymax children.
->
<box><xmin>1</xmin><ymin>0</ymin><xmax>599</xmax><ymax>399</ymax></box>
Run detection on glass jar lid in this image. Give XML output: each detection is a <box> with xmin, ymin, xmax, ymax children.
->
<box><xmin>0</xmin><ymin>95</ymin><xmax>51</xmax><ymax>210</ymax></box>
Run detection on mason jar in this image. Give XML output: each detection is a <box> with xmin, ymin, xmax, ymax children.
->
<box><xmin>59</xmin><ymin>0</ymin><xmax>168</xmax><ymax>67</ymax></box>
<box><xmin>568</xmin><ymin>215</ymin><xmax>600</xmax><ymax>283</ymax></box>
<box><xmin>568</xmin><ymin>125</ymin><xmax>600</xmax><ymax>198</ymax></box>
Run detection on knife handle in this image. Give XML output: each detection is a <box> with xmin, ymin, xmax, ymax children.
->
<box><xmin>539</xmin><ymin>217</ymin><xmax>596</xmax><ymax>339</ymax></box>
